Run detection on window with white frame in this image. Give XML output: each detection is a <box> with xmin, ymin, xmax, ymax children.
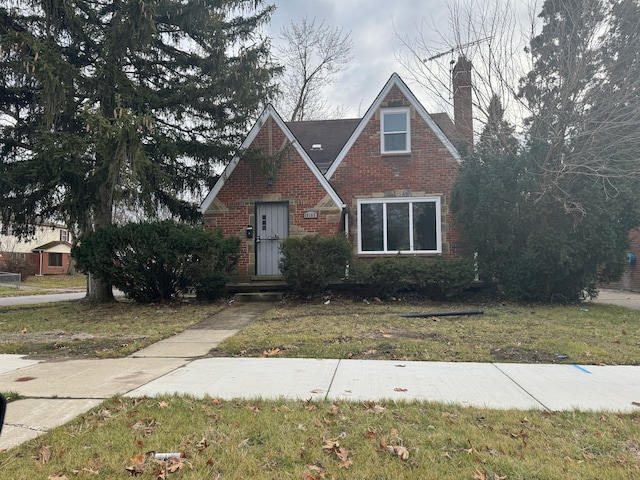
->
<box><xmin>381</xmin><ymin>108</ymin><xmax>410</xmax><ymax>154</ymax></box>
<box><xmin>60</xmin><ymin>230</ymin><xmax>69</xmax><ymax>242</ymax></box>
<box><xmin>358</xmin><ymin>197</ymin><xmax>441</xmax><ymax>254</ymax></box>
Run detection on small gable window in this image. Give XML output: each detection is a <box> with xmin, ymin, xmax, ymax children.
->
<box><xmin>358</xmin><ymin>197</ymin><xmax>441</xmax><ymax>254</ymax></box>
<box><xmin>381</xmin><ymin>108</ymin><xmax>410</xmax><ymax>154</ymax></box>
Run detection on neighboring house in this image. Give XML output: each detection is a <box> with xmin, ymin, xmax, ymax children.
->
<box><xmin>0</xmin><ymin>222</ymin><xmax>73</xmax><ymax>275</ymax></box>
<box><xmin>604</xmin><ymin>228</ymin><xmax>640</xmax><ymax>292</ymax></box>
<box><xmin>200</xmin><ymin>60</ymin><xmax>473</xmax><ymax>279</ymax></box>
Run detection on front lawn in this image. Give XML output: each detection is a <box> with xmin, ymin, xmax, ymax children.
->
<box><xmin>1</xmin><ymin>395</ymin><xmax>638</xmax><ymax>479</ymax></box>
<box><xmin>212</xmin><ymin>298</ymin><xmax>640</xmax><ymax>365</ymax></box>
<box><xmin>0</xmin><ymin>301</ymin><xmax>225</xmax><ymax>358</ymax></box>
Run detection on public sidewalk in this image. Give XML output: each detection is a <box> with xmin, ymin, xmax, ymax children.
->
<box><xmin>2</xmin><ymin>294</ymin><xmax>640</xmax><ymax>451</ymax></box>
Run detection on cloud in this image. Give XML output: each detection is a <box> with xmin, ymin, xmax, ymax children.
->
<box><xmin>266</xmin><ymin>0</ymin><xmax>463</xmax><ymax>117</ymax></box>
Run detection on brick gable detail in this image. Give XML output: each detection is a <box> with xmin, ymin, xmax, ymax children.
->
<box><xmin>204</xmin><ymin>118</ymin><xmax>342</xmax><ymax>278</ymax></box>
<box><xmin>330</xmin><ymin>86</ymin><xmax>463</xmax><ymax>257</ymax></box>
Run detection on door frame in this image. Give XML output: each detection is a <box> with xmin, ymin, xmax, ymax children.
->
<box><xmin>254</xmin><ymin>201</ymin><xmax>289</xmax><ymax>276</ymax></box>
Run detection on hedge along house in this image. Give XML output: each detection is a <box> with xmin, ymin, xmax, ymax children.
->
<box><xmin>200</xmin><ymin>61</ymin><xmax>472</xmax><ymax>279</ymax></box>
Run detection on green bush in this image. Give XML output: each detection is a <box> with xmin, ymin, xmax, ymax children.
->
<box><xmin>187</xmin><ymin>231</ymin><xmax>240</xmax><ymax>301</ymax></box>
<box><xmin>408</xmin><ymin>257</ymin><xmax>476</xmax><ymax>300</ymax></box>
<box><xmin>279</xmin><ymin>235</ymin><xmax>352</xmax><ymax>298</ymax></box>
<box><xmin>350</xmin><ymin>258</ymin><xmax>408</xmax><ymax>299</ymax></box>
<box><xmin>352</xmin><ymin>256</ymin><xmax>475</xmax><ymax>300</ymax></box>
<box><xmin>72</xmin><ymin>221</ymin><xmax>239</xmax><ymax>302</ymax></box>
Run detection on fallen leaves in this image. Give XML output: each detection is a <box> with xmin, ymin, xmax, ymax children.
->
<box><xmin>322</xmin><ymin>435</ymin><xmax>353</xmax><ymax>469</ymax></box>
<box><xmin>386</xmin><ymin>445</ymin><xmax>410</xmax><ymax>460</ymax></box>
<box><xmin>125</xmin><ymin>454</ymin><xmax>146</xmax><ymax>476</ymax></box>
<box><xmin>259</xmin><ymin>347</ymin><xmax>282</xmax><ymax>357</ymax></box>
<box><xmin>364</xmin><ymin>402</ymin><xmax>386</xmax><ymax>414</ymax></box>
<box><xmin>39</xmin><ymin>445</ymin><xmax>51</xmax><ymax>465</ymax></box>
<box><xmin>378</xmin><ymin>428</ymin><xmax>410</xmax><ymax>461</ymax></box>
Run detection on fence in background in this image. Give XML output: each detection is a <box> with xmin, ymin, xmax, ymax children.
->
<box><xmin>0</xmin><ymin>272</ymin><xmax>20</xmax><ymax>288</ymax></box>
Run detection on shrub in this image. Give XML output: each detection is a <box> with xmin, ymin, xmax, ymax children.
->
<box><xmin>352</xmin><ymin>256</ymin><xmax>476</xmax><ymax>300</ymax></box>
<box><xmin>350</xmin><ymin>258</ymin><xmax>409</xmax><ymax>299</ymax></box>
<box><xmin>187</xmin><ymin>231</ymin><xmax>240</xmax><ymax>301</ymax></box>
<box><xmin>4</xmin><ymin>255</ymin><xmax>33</xmax><ymax>282</ymax></box>
<box><xmin>73</xmin><ymin>221</ymin><xmax>240</xmax><ymax>302</ymax></box>
<box><xmin>279</xmin><ymin>235</ymin><xmax>352</xmax><ymax>298</ymax></box>
<box><xmin>408</xmin><ymin>257</ymin><xmax>476</xmax><ymax>300</ymax></box>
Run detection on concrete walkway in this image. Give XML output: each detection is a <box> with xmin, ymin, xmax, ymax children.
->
<box><xmin>1</xmin><ymin>292</ymin><xmax>640</xmax><ymax>451</ymax></box>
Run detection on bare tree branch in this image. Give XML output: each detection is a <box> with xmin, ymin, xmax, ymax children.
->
<box><xmin>275</xmin><ymin>17</ymin><xmax>354</xmax><ymax>121</ymax></box>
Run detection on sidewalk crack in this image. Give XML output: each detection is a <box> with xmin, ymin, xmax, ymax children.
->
<box><xmin>491</xmin><ymin>363</ymin><xmax>552</xmax><ymax>411</ymax></box>
<box><xmin>324</xmin><ymin>359</ymin><xmax>342</xmax><ymax>401</ymax></box>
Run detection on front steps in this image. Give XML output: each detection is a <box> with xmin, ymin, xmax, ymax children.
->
<box><xmin>233</xmin><ymin>291</ymin><xmax>284</xmax><ymax>302</ymax></box>
<box><xmin>228</xmin><ymin>277</ymin><xmax>289</xmax><ymax>302</ymax></box>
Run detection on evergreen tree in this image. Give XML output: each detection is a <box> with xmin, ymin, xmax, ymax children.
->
<box><xmin>454</xmin><ymin>0</ymin><xmax>640</xmax><ymax>301</ymax></box>
<box><xmin>0</xmin><ymin>0</ymin><xmax>278</xmax><ymax>301</ymax></box>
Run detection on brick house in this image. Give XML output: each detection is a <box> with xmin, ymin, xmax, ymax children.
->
<box><xmin>0</xmin><ymin>222</ymin><xmax>73</xmax><ymax>275</ymax></box>
<box><xmin>604</xmin><ymin>228</ymin><xmax>640</xmax><ymax>292</ymax></box>
<box><xmin>200</xmin><ymin>63</ymin><xmax>472</xmax><ymax>279</ymax></box>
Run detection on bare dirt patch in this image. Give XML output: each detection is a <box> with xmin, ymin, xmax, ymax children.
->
<box><xmin>1</xmin><ymin>331</ymin><xmax>148</xmax><ymax>359</ymax></box>
<box><xmin>490</xmin><ymin>346</ymin><xmax>567</xmax><ymax>363</ymax></box>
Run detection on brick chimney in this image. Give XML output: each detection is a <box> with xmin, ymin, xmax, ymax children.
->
<box><xmin>452</xmin><ymin>56</ymin><xmax>473</xmax><ymax>150</ymax></box>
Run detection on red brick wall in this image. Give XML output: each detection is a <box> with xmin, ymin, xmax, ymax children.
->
<box><xmin>603</xmin><ymin>228</ymin><xmax>640</xmax><ymax>292</ymax></box>
<box><xmin>28</xmin><ymin>252</ymin><xmax>71</xmax><ymax>275</ymax></box>
<box><xmin>329</xmin><ymin>85</ymin><xmax>463</xmax><ymax>259</ymax></box>
<box><xmin>204</xmin><ymin>117</ymin><xmax>343</xmax><ymax>278</ymax></box>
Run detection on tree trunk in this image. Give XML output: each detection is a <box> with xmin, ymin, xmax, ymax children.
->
<box><xmin>86</xmin><ymin>272</ymin><xmax>115</xmax><ymax>303</ymax></box>
<box><xmin>83</xmin><ymin>182</ymin><xmax>116</xmax><ymax>303</ymax></box>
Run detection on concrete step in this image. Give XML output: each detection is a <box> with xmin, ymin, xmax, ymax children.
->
<box><xmin>233</xmin><ymin>292</ymin><xmax>283</xmax><ymax>303</ymax></box>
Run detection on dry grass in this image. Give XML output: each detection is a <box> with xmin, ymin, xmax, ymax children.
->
<box><xmin>0</xmin><ymin>300</ymin><xmax>225</xmax><ymax>358</ymax></box>
<box><xmin>21</xmin><ymin>274</ymin><xmax>87</xmax><ymax>289</ymax></box>
<box><xmin>212</xmin><ymin>297</ymin><xmax>640</xmax><ymax>365</ymax></box>
<box><xmin>0</xmin><ymin>274</ymin><xmax>86</xmax><ymax>297</ymax></box>
<box><xmin>1</xmin><ymin>395</ymin><xmax>639</xmax><ymax>479</ymax></box>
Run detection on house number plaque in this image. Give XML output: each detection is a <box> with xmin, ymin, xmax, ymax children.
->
<box><xmin>303</xmin><ymin>211</ymin><xmax>318</xmax><ymax>219</ymax></box>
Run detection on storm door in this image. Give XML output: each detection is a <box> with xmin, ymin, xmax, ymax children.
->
<box><xmin>255</xmin><ymin>202</ymin><xmax>289</xmax><ymax>276</ymax></box>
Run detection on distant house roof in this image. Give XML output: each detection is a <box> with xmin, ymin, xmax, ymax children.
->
<box><xmin>33</xmin><ymin>241</ymin><xmax>72</xmax><ymax>252</ymax></box>
<box><xmin>286</xmin><ymin>118</ymin><xmax>360</xmax><ymax>174</ymax></box>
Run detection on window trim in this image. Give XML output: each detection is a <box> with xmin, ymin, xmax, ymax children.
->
<box><xmin>380</xmin><ymin>108</ymin><xmax>411</xmax><ymax>154</ymax></box>
<box><xmin>357</xmin><ymin>197</ymin><xmax>442</xmax><ymax>254</ymax></box>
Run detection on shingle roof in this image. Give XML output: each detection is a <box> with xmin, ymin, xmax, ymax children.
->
<box><xmin>287</xmin><ymin>112</ymin><xmax>462</xmax><ymax>175</ymax></box>
<box><xmin>430</xmin><ymin>113</ymin><xmax>466</xmax><ymax>150</ymax></box>
<box><xmin>286</xmin><ymin>118</ymin><xmax>360</xmax><ymax>174</ymax></box>
<box><xmin>33</xmin><ymin>241</ymin><xmax>71</xmax><ymax>251</ymax></box>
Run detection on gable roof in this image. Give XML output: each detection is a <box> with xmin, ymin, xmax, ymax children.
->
<box><xmin>325</xmin><ymin>73</ymin><xmax>461</xmax><ymax>179</ymax></box>
<box><xmin>431</xmin><ymin>113</ymin><xmax>466</xmax><ymax>148</ymax></box>
<box><xmin>286</xmin><ymin>118</ymin><xmax>360</xmax><ymax>174</ymax></box>
<box><xmin>32</xmin><ymin>241</ymin><xmax>72</xmax><ymax>252</ymax></box>
<box><xmin>199</xmin><ymin>105</ymin><xmax>346</xmax><ymax>214</ymax></box>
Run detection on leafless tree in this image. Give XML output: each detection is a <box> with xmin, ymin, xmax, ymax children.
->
<box><xmin>275</xmin><ymin>17</ymin><xmax>354</xmax><ymax>121</ymax></box>
<box><xmin>396</xmin><ymin>0</ymin><xmax>640</xmax><ymax>206</ymax></box>
<box><xmin>395</xmin><ymin>0</ymin><xmax>536</xmax><ymax>135</ymax></box>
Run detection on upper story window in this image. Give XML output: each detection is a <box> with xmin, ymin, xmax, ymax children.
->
<box><xmin>60</xmin><ymin>230</ymin><xmax>69</xmax><ymax>242</ymax></box>
<box><xmin>381</xmin><ymin>108</ymin><xmax>410</xmax><ymax>154</ymax></box>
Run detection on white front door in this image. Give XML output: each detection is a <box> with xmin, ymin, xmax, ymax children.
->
<box><xmin>255</xmin><ymin>202</ymin><xmax>289</xmax><ymax>276</ymax></box>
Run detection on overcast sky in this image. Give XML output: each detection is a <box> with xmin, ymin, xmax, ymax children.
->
<box><xmin>265</xmin><ymin>0</ymin><xmax>455</xmax><ymax>118</ymax></box>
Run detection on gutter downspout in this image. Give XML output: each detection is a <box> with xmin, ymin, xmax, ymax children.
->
<box><xmin>343</xmin><ymin>206</ymin><xmax>350</xmax><ymax>278</ymax></box>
